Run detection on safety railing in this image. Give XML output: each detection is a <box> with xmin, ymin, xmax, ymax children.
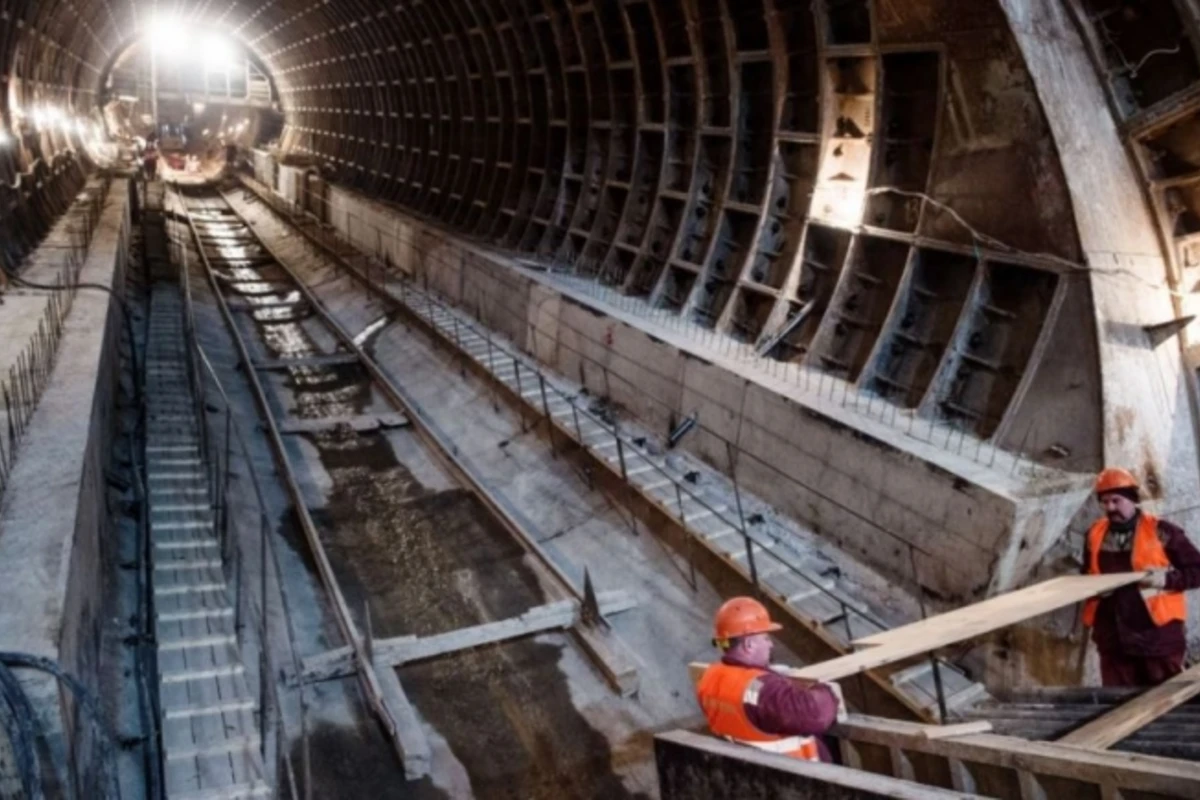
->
<box><xmin>168</xmin><ymin>193</ymin><xmax>310</xmax><ymax>799</ymax></box>
<box><xmin>261</xmin><ymin>164</ymin><xmax>1065</xmax><ymax>479</ymax></box>
<box><xmin>238</xmin><ymin>176</ymin><xmax>974</xmax><ymax>721</ymax></box>
<box><xmin>0</xmin><ymin>178</ymin><xmax>110</xmax><ymax>498</ymax></box>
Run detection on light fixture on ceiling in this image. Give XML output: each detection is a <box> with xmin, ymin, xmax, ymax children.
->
<box><xmin>148</xmin><ymin>14</ymin><xmax>187</xmax><ymax>56</ymax></box>
<box><xmin>203</xmin><ymin>32</ymin><xmax>238</xmax><ymax>73</ymax></box>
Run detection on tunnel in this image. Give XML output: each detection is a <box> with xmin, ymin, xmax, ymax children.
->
<box><xmin>3</xmin><ymin>0</ymin><xmax>1200</xmax><ymax>798</ymax></box>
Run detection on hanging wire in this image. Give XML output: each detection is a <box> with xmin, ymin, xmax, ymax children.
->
<box><xmin>864</xmin><ymin>186</ymin><xmax>1189</xmax><ymax>297</ymax></box>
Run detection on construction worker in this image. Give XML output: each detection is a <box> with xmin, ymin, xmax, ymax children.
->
<box><xmin>696</xmin><ymin>597</ymin><xmax>843</xmax><ymax>762</ymax></box>
<box><xmin>1082</xmin><ymin>468</ymin><xmax>1200</xmax><ymax>686</ymax></box>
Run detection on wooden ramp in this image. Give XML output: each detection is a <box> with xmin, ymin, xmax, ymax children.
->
<box><xmin>147</xmin><ymin>286</ymin><xmax>269</xmax><ymax>799</ymax></box>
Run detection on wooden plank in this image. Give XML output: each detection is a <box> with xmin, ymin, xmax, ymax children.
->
<box><xmin>277</xmin><ymin>412</ymin><xmax>410</xmax><ymax>434</ymax></box>
<box><xmin>1057</xmin><ymin>662</ymin><xmax>1200</xmax><ymax>750</ymax></box>
<box><xmin>834</xmin><ymin>714</ymin><xmax>1200</xmax><ymax>796</ymax></box>
<box><xmin>809</xmin><ymin>574</ymin><xmax>1143</xmax><ymax>681</ymax></box>
<box><xmin>922</xmin><ymin>721</ymin><xmax>993</xmax><ymax>740</ymax></box>
<box><xmin>301</xmin><ymin>591</ymin><xmax>638</xmax><ymax>683</ymax></box>
<box><xmin>374</xmin><ymin>661</ymin><xmax>432</xmax><ymax>777</ymax></box>
<box><xmin>253</xmin><ymin>352</ymin><xmax>360</xmax><ymax>370</ymax></box>
<box><xmin>656</xmin><ymin>730</ymin><xmax>980</xmax><ymax>799</ymax></box>
<box><xmin>688</xmin><ymin>574</ymin><xmax>1143</xmax><ymax>687</ymax></box>
<box><xmin>853</xmin><ymin>574</ymin><xmax>1144</xmax><ymax>648</ymax></box>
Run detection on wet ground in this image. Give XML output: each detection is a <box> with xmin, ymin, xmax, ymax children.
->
<box><xmin>187</xmin><ymin>189</ymin><xmax>647</xmax><ymax>798</ymax></box>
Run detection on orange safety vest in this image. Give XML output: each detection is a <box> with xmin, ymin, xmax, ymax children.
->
<box><xmin>696</xmin><ymin>662</ymin><xmax>821</xmax><ymax>761</ymax></box>
<box><xmin>1082</xmin><ymin>513</ymin><xmax>1186</xmax><ymax>627</ymax></box>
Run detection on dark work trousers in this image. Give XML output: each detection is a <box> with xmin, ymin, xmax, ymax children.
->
<box><xmin>1099</xmin><ymin>650</ymin><xmax>1186</xmax><ymax>687</ymax></box>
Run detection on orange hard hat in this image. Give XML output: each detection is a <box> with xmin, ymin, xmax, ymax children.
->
<box><xmin>1095</xmin><ymin>467</ymin><xmax>1139</xmax><ymax>495</ymax></box>
<box><xmin>713</xmin><ymin>597</ymin><xmax>781</xmax><ymax>642</ymax></box>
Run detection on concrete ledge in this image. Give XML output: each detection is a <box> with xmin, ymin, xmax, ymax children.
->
<box><xmin>654</xmin><ymin>730</ymin><xmax>976</xmax><ymax>799</ymax></box>
<box><xmin>0</xmin><ymin>179</ymin><xmax>131</xmax><ymax>777</ymax></box>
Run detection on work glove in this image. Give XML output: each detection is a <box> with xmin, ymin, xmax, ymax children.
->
<box><xmin>1140</xmin><ymin>568</ymin><xmax>1171</xmax><ymax>590</ymax></box>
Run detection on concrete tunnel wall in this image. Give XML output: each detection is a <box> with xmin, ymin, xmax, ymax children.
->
<box><xmin>260</xmin><ymin>154</ymin><xmax>1093</xmax><ymax>608</ymax></box>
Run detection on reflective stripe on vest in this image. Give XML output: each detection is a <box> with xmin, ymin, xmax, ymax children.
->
<box><xmin>1082</xmin><ymin>513</ymin><xmax>1186</xmax><ymax>627</ymax></box>
<box><xmin>696</xmin><ymin>662</ymin><xmax>820</xmax><ymax>762</ymax></box>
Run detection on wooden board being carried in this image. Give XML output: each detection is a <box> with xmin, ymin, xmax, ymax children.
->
<box><xmin>689</xmin><ymin>573</ymin><xmax>1144</xmax><ymax>685</ymax></box>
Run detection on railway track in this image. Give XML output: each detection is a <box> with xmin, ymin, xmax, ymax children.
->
<box><xmin>229</xmin><ymin>175</ymin><xmax>990</xmax><ymax>724</ymax></box>
<box><xmin>172</xmin><ymin>184</ymin><xmax>638</xmax><ymax>783</ymax></box>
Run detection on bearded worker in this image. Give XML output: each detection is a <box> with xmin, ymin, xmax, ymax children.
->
<box><xmin>1082</xmin><ymin>468</ymin><xmax>1200</xmax><ymax>686</ymax></box>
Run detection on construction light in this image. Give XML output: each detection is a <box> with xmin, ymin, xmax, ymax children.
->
<box><xmin>148</xmin><ymin>14</ymin><xmax>186</xmax><ymax>56</ymax></box>
<box><xmin>204</xmin><ymin>33</ymin><xmax>238</xmax><ymax>73</ymax></box>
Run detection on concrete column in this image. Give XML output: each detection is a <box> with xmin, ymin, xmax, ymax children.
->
<box><xmin>997</xmin><ymin>0</ymin><xmax>1200</xmax><ymax>518</ymax></box>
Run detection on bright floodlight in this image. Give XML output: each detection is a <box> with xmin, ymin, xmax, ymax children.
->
<box><xmin>148</xmin><ymin>14</ymin><xmax>186</xmax><ymax>55</ymax></box>
<box><xmin>204</xmin><ymin>33</ymin><xmax>238</xmax><ymax>72</ymax></box>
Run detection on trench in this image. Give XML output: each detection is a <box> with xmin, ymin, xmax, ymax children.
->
<box><xmin>184</xmin><ymin>188</ymin><xmax>646</xmax><ymax>798</ymax></box>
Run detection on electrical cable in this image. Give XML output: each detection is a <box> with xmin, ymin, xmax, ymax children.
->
<box><xmin>0</xmin><ymin>659</ymin><xmax>45</xmax><ymax>799</ymax></box>
<box><xmin>0</xmin><ymin>653</ymin><xmax>122</xmax><ymax>800</ymax></box>
<box><xmin>863</xmin><ymin>186</ymin><xmax>1189</xmax><ymax>297</ymax></box>
<box><xmin>1127</xmin><ymin>42</ymin><xmax>1183</xmax><ymax>78</ymax></box>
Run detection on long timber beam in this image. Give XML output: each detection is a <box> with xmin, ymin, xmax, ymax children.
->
<box><xmin>301</xmin><ymin>591</ymin><xmax>638</xmax><ymax>683</ymax></box>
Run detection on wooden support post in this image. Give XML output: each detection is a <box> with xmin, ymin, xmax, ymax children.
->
<box><xmin>1018</xmin><ymin>770</ymin><xmax>1048</xmax><ymax>800</ymax></box>
<box><xmin>947</xmin><ymin>758</ymin><xmax>976</xmax><ymax>793</ymax></box>
<box><xmin>888</xmin><ymin>746</ymin><xmax>915</xmax><ymax>782</ymax></box>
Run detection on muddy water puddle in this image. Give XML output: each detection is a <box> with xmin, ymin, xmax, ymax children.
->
<box><xmin>214</xmin><ymin>236</ymin><xmax>640</xmax><ymax>797</ymax></box>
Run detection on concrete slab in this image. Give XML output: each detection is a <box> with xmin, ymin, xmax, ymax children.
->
<box><xmin>0</xmin><ymin>179</ymin><xmax>130</xmax><ymax>780</ymax></box>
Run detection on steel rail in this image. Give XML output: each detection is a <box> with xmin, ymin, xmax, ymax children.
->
<box><xmin>216</xmin><ymin>184</ymin><xmax>638</xmax><ymax>697</ymax></box>
<box><xmin>172</xmin><ymin>187</ymin><xmax>428</xmax><ymax>776</ymax></box>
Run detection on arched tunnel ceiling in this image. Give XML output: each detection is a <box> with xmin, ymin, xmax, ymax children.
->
<box><xmin>4</xmin><ymin>0</ymin><xmax>1085</xmax><ymax>264</ymax></box>
<box><xmin>2</xmin><ymin>0</ymin><xmax>1114</xmax><ymax>461</ymax></box>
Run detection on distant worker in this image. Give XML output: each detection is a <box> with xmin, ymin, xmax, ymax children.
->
<box><xmin>696</xmin><ymin>597</ymin><xmax>843</xmax><ymax>762</ymax></box>
<box><xmin>142</xmin><ymin>142</ymin><xmax>159</xmax><ymax>181</ymax></box>
<box><xmin>1082</xmin><ymin>468</ymin><xmax>1200</xmax><ymax>686</ymax></box>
